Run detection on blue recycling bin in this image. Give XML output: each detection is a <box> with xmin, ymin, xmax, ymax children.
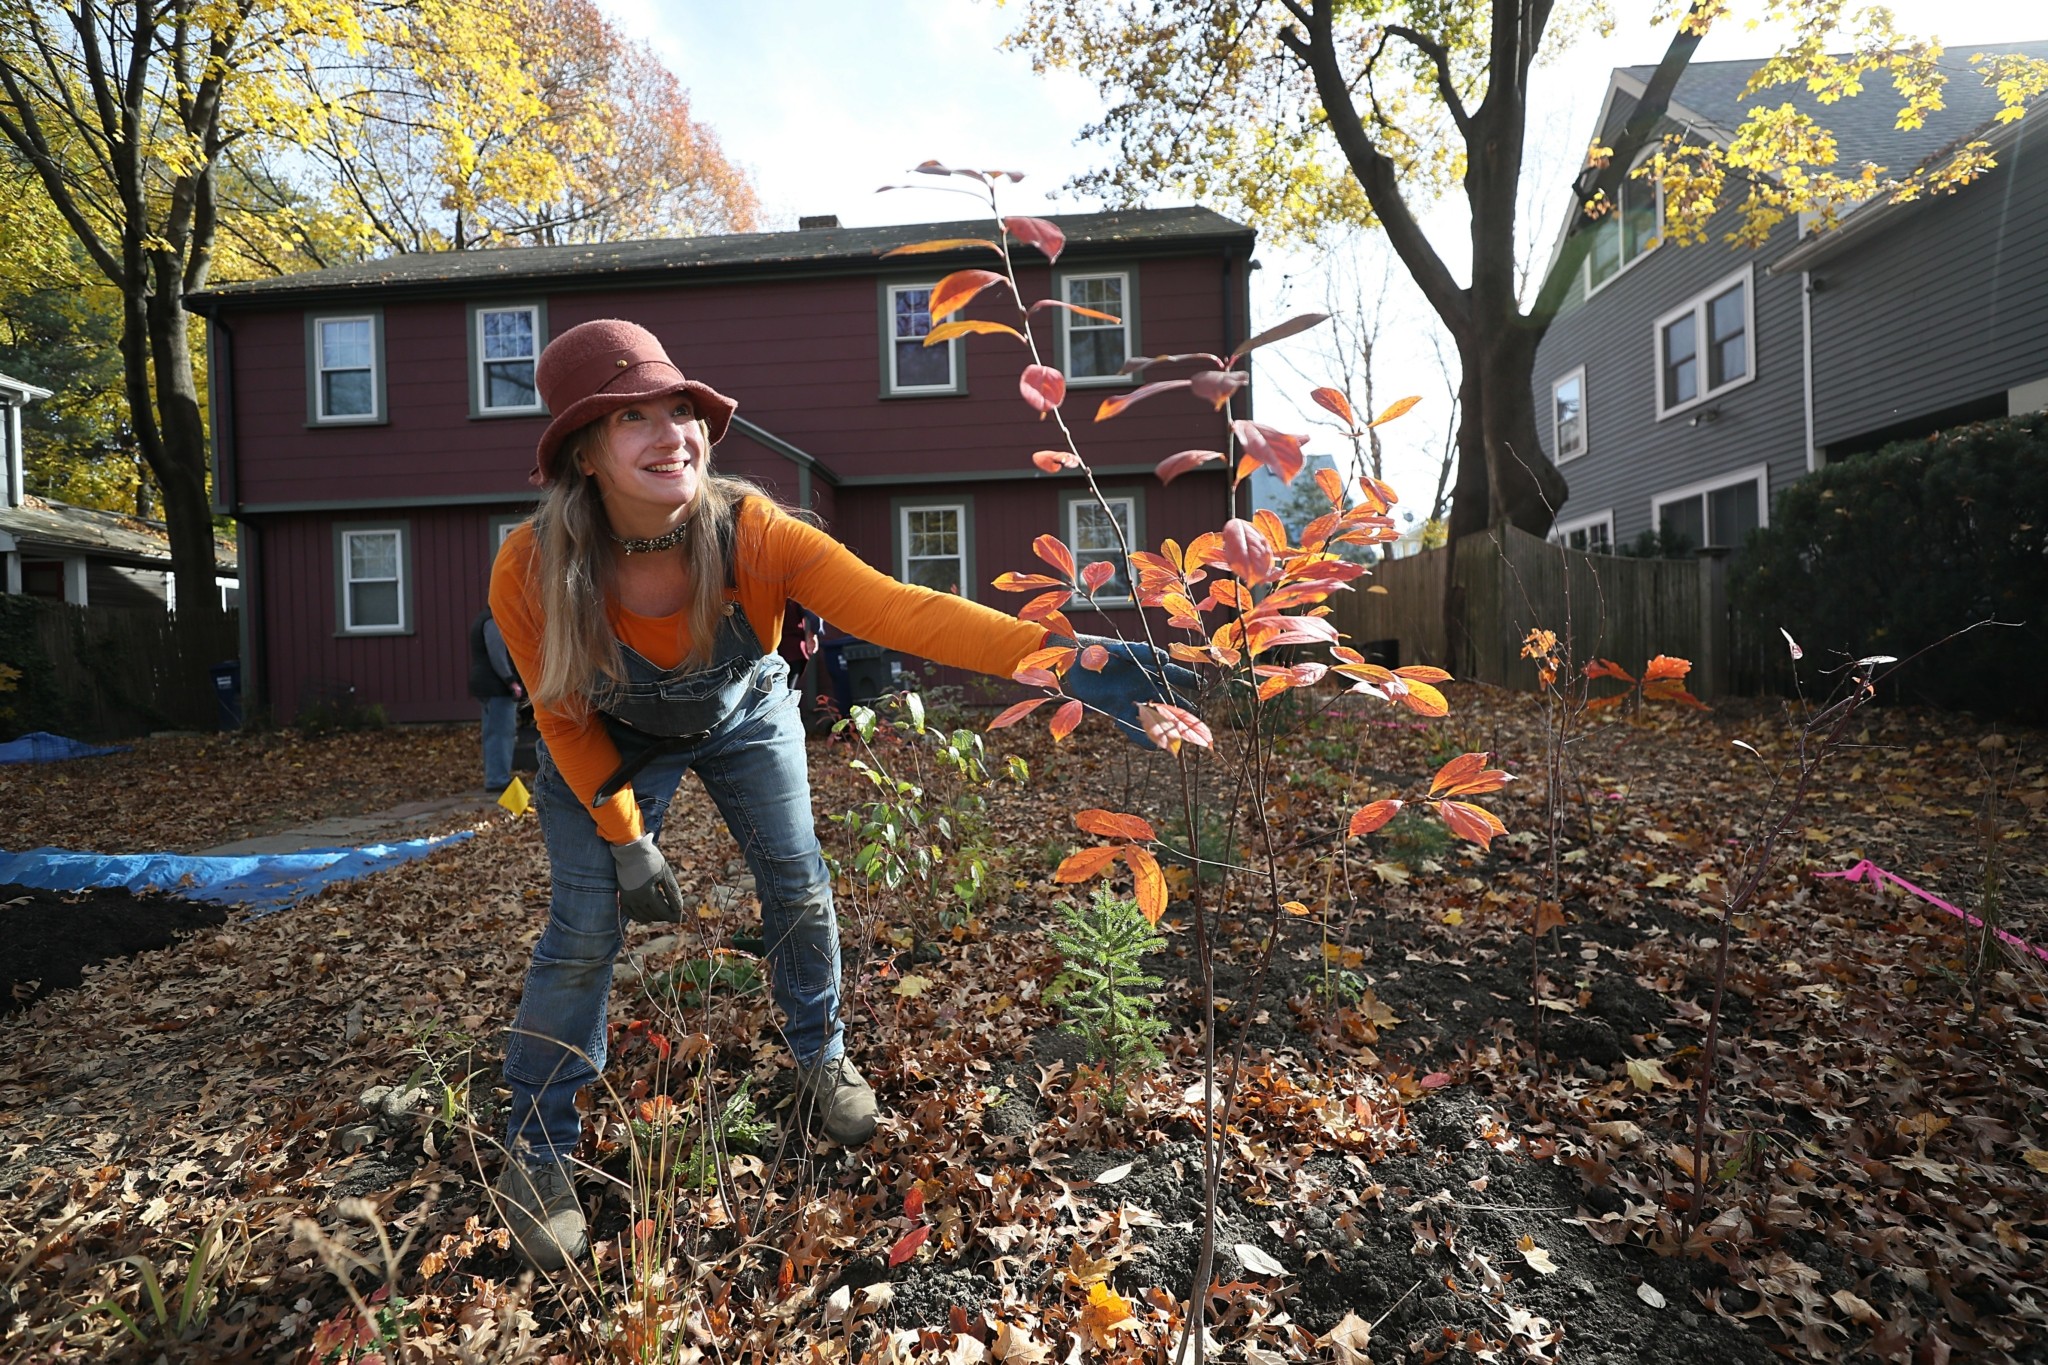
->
<box><xmin>209</xmin><ymin>659</ymin><xmax>243</xmax><ymax>731</ymax></box>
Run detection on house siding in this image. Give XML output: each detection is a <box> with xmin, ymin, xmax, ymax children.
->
<box><xmin>1534</xmin><ymin>204</ymin><xmax>1809</xmax><ymax>544</ymax></box>
<box><xmin>1809</xmin><ymin>118</ymin><xmax>2048</xmax><ymax>447</ymax></box>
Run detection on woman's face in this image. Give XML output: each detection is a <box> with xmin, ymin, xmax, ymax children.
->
<box><xmin>578</xmin><ymin>394</ymin><xmax>707</xmax><ymax>521</ymax></box>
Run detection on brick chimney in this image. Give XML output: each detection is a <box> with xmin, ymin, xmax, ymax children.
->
<box><xmin>797</xmin><ymin>214</ymin><xmax>841</xmax><ymax>231</ymax></box>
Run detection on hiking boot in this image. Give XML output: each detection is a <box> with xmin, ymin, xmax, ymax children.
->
<box><xmin>796</xmin><ymin>1053</ymin><xmax>878</xmax><ymax>1145</ymax></box>
<box><xmin>493</xmin><ymin>1158</ymin><xmax>587</xmax><ymax>1271</ymax></box>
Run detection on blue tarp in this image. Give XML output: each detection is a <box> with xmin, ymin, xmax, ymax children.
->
<box><xmin>0</xmin><ymin>831</ymin><xmax>473</xmax><ymax>916</ymax></box>
<box><xmin>0</xmin><ymin>731</ymin><xmax>129</xmax><ymax>764</ymax></box>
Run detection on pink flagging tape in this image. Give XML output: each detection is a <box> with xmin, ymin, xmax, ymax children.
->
<box><xmin>1815</xmin><ymin>859</ymin><xmax>2048</xmax><ymax>964</ymax></box>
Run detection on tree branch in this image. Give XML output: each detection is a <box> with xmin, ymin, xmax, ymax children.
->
<box><xmin>1385</xmin><ymin>24</ymin><xmax>1471</xmax><ymax>138</ymax></box>
<box><xmin>1529</xmin><ymin>0</ymin><xmax>1713</xmax><ymax>324</ymax></box>
<box><xmin>1293</xmin><ymin>1</ymin><xmax>1470</xmax><ymax>339</ymax></box>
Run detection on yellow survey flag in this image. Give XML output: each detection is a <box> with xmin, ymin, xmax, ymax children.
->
<box><xmin>497</xmin><ymin>776</ymin><xmax>531</xmax><ymax>816</ymax></box>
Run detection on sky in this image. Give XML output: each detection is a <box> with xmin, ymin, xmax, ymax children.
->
<box><xmin>603</xmin><ymin>0</ymin><xmax>2040</xmax><ymax>513</ymax></box>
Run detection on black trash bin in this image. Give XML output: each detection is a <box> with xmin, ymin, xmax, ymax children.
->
<box><xmin>209</xmin><ymin>660</ymin><xmax>243</xmax><ymax>731</ymax></box>
<box><xmin>841</xmin><ymin>642</ymin><xmax>897</xmax><ymax>706</ymax></box>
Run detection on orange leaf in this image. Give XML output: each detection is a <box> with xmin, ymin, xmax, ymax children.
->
<box><xmin>993</xmin><ymin>571</ymin><xmax>1067</xmax><ymax>592</ymax></box>
<box><xmin>881</xmin><ymin>237</ymin><xmax>1002</xmax><ymax>258</ymax></box>
<box><xmin>1123</xmin><ymin>845</ymin><xmax>1168</xmax><ymax>924</ymax></box>
<box><xmin>1033</xmin><ymin>534</ymin><xmax>1076</xmax><ymax>579</ymax></box>
<box><xmin>929</xmin><ymin>269</ymin><xmax>1006</xmax><ymax>321</ymax></box>
<box><xmin>924</xmin><ymin>318</ymin><xmax>1024</xmax><ymax>346</ymax></box>
<box><xmin>1256</xmin><ymin>674</ymin><xmax>1290</xmax><ymax>702</ymax></box>
<box><xmin>1582</xmin><ymin>658</ymin><xmax>1635</xmax><ymax>683</ymax></box>
<box><xmin>1049</xmin><ymin>698</ymin><xmax>1085</xmax><ymax>740</ymax></box>
<box><xmin>1252</xmin><ymin>507</ymin><xmax>1289</xmax><ymax>552</ymax></box>
<box><xmin>1019</xmin><ymin>589</ymin><xmax>1073</xmax><ymax>622</ymax></box>
<box><xmin>1310</xmin><ymin>386</ymin><xmax>1356</xmax><ymax>426</ymax></box>
<box><xmin>1394</xmin><ymin>665</ymin><xmax>1452</xmax><ymax>684</ymax></box>
<box><xmin>1435</xmin><ymin>799</ymin><xmax>1507</xmax><ymax>850</ymax></box>
<box><xmin>1156</xmin><ymin>449</ymin><xmax>1226</xmax><ymax>484</ymax></box>
<box><xmin>1221</xmin><ymin>518</ymin><xmax>1276</xmax><ymax>584</ymax></box>
<box><xmin>1189</xmin><ymin>369</ymin><xmax>1250</xmax><ymax>410</ymax></box>
<box><xmin>1055</xmin><ymin>845</ymin><xmax>1121</xmax><ymax>883</ymax></box>
<box><xmin>1392</xmin><ymin>678</ymin><xmax>1449</xmax><ymax>718</ymax></box>
<box><xmin>1032</xmin><ymin>449</ymin><xmax>1081</xmax><ymax>473</ymax></box>
<box><xmin>1002</xmin><ymin>214</ymin><xmax>1066</xmax><ymax>262</ymax></box>
<box><xmin>1076</xmin><ymin>809</ymin><xmax>1157</xmax><ymax>842</ymax></box>
<box><xmin>1136</xmin><ymin>702</ymin><xmax>1212</xmax><ymax>752</ymax></box>
<box><xmin>1020</xmin><ymin>364</ymin><xmax>1066</xmax><ymax>413</ymax></box>
<box><xmin>1079</xmin><ymin>643</ymin><xmax>1110</xmax><ymax>671</ymax></box>
<box><xmin>1081</xmin><ymin>559</ymin><xmax>1117</xmax><ymax>592</ymax></box>
<box><xmin>1095</xmin><ymin>378</ymin><xmax>1191</xmax><ymax>422</ymax></box>
<box><xmin>987</xmin><ymin>697</ymin><xmax>1049</xmax><ymax>730</ymax></box>
<box><xmin>1012</xmin><ymin>644</ymin><xmax>1076</xmax><ymax>678</ymax></box>
<box><xmin>1348</xmin><ymin>799</ymin><xmax>1403</xmax><ymax>837</ymax></box>
<box><xmin>1368</xmin><ymin>395</ymin><xmax>1422</xmax><ymax>427</ymax></box>
<box><xmin>1429</xmin><ymin>751</ymin><xmax>1512</xmax><ymax>798</ymax></box>
<box><xmin>903</xmin><ymin>1185</ymin><xmax>925</xmax><ymax>1219</ymax></box>
<box><xmin>1642</xmin><ymin>654</ymin><xmax>1693</xmax><ymax>682</ymax></box>
<box><xmin>1314</xmin><ymin>466</ymin><xmax>1345</xmax><ymax>507</ymax></box>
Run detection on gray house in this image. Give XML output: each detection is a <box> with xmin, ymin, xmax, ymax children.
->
<box><xmin>1532</xmin><ymin>41</ymin><xmax>2048</xmax><ymax>555</ymax></box>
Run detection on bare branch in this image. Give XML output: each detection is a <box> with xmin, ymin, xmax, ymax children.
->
<box><xmin>1385</xmin><ymin>24</ymin><xmax>1471</xmax><ymax>138</ymax></box>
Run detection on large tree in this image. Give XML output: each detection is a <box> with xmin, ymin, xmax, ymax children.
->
<box><xmin>1007</xmin><ymin>2</ymin><xmax>2047</xmax><ymax>540</ymax></box>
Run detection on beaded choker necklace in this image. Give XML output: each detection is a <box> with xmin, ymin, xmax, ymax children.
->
<box><xmin>610</xmin><ymin>521</ymin><xmax>691</xmax><ymax>555</ymax></box>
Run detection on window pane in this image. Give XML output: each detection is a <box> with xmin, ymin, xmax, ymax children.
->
<box><xmin>485</xmin><ymin>360</ymin><xmax>538</xmax><ymax>409</ymax></box>
<box><xmin>1622</xmin><ymin>177</ymin><xmax>1659</xmax><ymax>261</ymax></box>
<box><xmin>1707</xmin><ymin>284</ymin><xmax>1747</xmax><ymax>388</ymax></box>
<box><xmin>1070</xmin><ymin>327</ymin><xmax>1127</xmax><ymax>379</ymax></box>
<box><xmin>350</xmin><ymin>580</ymin><xmax>400</xmax><ymax>628</ymax></box>
<box><xmin>348</xmin><ymin>532</ymin><xmax>397</xmax><ymax>580</ymax></box>
<box><xmin>482</xmin><ymin>309</ymin><xmax>535</xmax><ymax>360</ymax></box>
<box><xmin>1662</xmin><ymin>316</ymin><xmax>1697</xmax><ymax>407</ymax></box>
<box><xmin>1068</xmin><ymin>276</ymin><xmax>1123</xmax><ymax>312</ymax></box>
<box><xmin>1553</xmin><ymin>375</ymin><xmax>1583</xmax><ymax>456</ymax></box>
<box><xmin>1073</xmin><ymin>499</ymin><xmax>1132</xmax><ymax>597</ymax></box>
<box><xmin>1708</xmin><ymin>481</ymin><xmax>1760</xmax><ymax>547</ymax></box>
<box><xmin>893</xmin><ymin>288</ymin><xmax>933</xmax><ymax>341</ymax></box>
<box><xmin>904</xmin><ymin>558</ymin><xmax>960</xmax><ymax>593</ymax></box>
<box><xmin>324</xmin><ymin>369</ymin><xmax>373</xmax><ymax>417</ymax></box>
<box><xmin>321</xmin><ymin>318</ymin><xmax>371</xmax><ymax>369</ymax></box>
<box><xmin>895</xmin><ymin>338</ymin><xmax>952</xmax><ymax>388</ymax></box>
<box><xmin>1659</xmin><ymin>496</ymin><xmax>1705</xmax><ymax>551</ymax></box>
<box><xmin>904</xmin><ymin>505</ymin><xmax>963</xmax><ymax>595</ymax></box>
<box><xmin>1587</xmin><ymin>217</ymin><xmax>1621</xmax><ymax>288</ymax></box>
<box><xmin>1587</xmin><ymin>522</ymin><xmax>1612</xmax><ymax>553</ymax></box>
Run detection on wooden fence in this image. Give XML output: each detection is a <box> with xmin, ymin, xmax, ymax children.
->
<box><xmin>1326</xmin><ymin>526</ymin><xmax>1732</xmax><ymax>696</ymax></box>
<box><xmin>0</xmin><ymin>595</ymin><xmax>240</xmax><ymax>738</ymax></box>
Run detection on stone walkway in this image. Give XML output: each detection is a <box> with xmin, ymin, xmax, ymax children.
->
<box><xmin>200</xmin><ymin>791</ymin><xmax>508</xmax><ymax>856</ymax></box>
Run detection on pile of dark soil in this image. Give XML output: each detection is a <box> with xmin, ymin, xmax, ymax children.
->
<box><xmin>1</xmin><ymin>882</ymin><xmax>227</xmax><ymax>1014</ymax></box>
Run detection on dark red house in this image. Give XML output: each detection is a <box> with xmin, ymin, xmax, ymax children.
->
<box><xmin>186</xmin><ymin>208</ymin><xmax>1257</xmax><ymax>724</ymax></box>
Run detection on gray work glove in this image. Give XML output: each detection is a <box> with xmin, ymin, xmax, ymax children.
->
<box><xmin>611</xmin><ymin>834</ymin><xmax>685</xmax><ymax>924</ymax></box>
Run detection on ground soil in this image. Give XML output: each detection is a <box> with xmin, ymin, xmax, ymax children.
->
<box><xmin>2</xmin><ymin>882</ymin><xmax>226</xmax><ymax>1014</ymax></box>
<box><xmin>1</xmin><ymin>693</ymin><xmax>2042</xmax><ymax>1363</ymax></box>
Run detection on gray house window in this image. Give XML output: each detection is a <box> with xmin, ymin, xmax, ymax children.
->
<box><xmin>1064</xmin><ymin>490</ymin><xmax>1139</xmax><ymax>605</ymax></box>
<box><xmin>471</xmin><ymin>303</ymin><xmax>546</xmax><ymax>415</ymax></box>
<box><xmin>1553</xmin><ymin>509</ymin><xmax>1613</xmax><ymax>553</ymax></box>
<box><xmin>335</xmin><ymin>522</ymin><xmax>412</xmax><ymax>634</ymax></box>
<box><xmin>898</xmin><ymin>502</ymin><xmax>970</xmax><ymax>595</ymax></box>
<box><xmin>1061</xmin><ymin>272</ymin><xmax>1131</xmax><ymax>382</ymax></box>
<box><xmin>1652</xmin><ymin>464</ymin><xmax>1768</xmax><ymax>551</ymax></box>
<box><xmin>1586</xmin><ymin>157</ymin><xmax>1662</xmax><ymax>294</ymax></box>
<box><xmin>1551</xmin><ymin>367</ymin><xmax>1586</xmax><ymax>462</ymax></box>
<box><xmin>1655</xmin><ymin>266</ymin><xmax>1755</xmax><ymax>419</ymax></box>
<box><xmin>308</xmin><ymin>313</ymin><xmax>385</xmax><ymax>424</ymax></box>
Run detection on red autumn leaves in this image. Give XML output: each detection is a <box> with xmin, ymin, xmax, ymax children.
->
<box><xmin>1055</xmin><ymin>809</ymin><xmax>1169</xmax><ymax>923</ymax></box>
<box><xmin>1348</xmin><ymin>751</ymin><xmax>1515</xmax><ymax>852</ymax></box>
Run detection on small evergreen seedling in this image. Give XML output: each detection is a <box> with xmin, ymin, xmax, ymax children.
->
<box><xmin>1045</xmin><ymin>886</ymin><xmax>1170</xmax><ymax>1102</ymax></box>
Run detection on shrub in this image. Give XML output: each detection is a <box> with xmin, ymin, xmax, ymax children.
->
<box><xmin>1732</xmin><ymin>413</ymin><xmax>2048</xmax><ymax>720</ymax></box>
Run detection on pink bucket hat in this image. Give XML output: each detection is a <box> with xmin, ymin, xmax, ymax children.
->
<box><xmin>530</xmin><ymin>319</ymin><xmax>737</xmax><ymax>483</ymax></box>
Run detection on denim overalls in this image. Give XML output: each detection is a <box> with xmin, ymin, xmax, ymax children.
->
<box><xmin>503</xmin><ymin>595</ymin><xmax>842</xmax><ymax>1163</ymax></box>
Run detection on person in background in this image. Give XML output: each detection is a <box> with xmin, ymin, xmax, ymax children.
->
<box><xmin>468</xmin><ymin>606</ymin><xmax>523</xmax><ymax>794</ymax></box>
<box><xmin>485</xmin><ymin>318</ymin><xmax>1193</xmax><ymax>1272</ymax></box>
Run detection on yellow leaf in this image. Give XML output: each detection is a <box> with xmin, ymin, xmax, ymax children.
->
<box><xmin>892</xmin><ymin>973</ymin><xmax>934</xmax><ymax>998</ymax></box>
<box><xmin>1282</xmin><ymin>900</ymin><xmax>1311</xmax><ymax>917</ymax></box>
<box><xmin>1626</xmin><ymin>1057</ymin><xmax>1676</xmax><ymax>1091</ymax></box>
<box><xmin>1442</xmin><ymin>908</ymin><xmax>1464</xmax><ymax>926</ymax></box>
<box><xmin>2024</xmin><ymin>1149</ymin><xmax>2048</xmax><ymax>1173</ymax></box>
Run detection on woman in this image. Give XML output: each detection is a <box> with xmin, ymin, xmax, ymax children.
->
<box><xmin>488</xmin><ymin>319</ymin><xmax>1189</xmax><ymax>1272</ymax></box>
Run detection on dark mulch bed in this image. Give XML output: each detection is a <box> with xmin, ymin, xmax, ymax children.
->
<box><xmin>2</xmin><ymin>882</ymin><xmax>227</xmax><ymax>1014</ymax></box>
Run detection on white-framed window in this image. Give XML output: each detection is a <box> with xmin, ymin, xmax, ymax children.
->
<box><xmin>488</xmin><ymin>512</ymin><xmax>528</xmax><ymax>560</ymax></box>
<box><xmin>311</xmin><ymin>314</ymin><xmax>382</xmax><ymax>423</ymax></box>
<box><xmin>1068</xmin><ymin>494</ymin><xmax>1136</xmax><ymax>604</ymax></box>
<box><xmin>1650</xmin><ymin>464</ymin><xmax>1768</xmax><ymax>552</ymax></box>
<box><xmin>1551</xmin><ymin>366</ymin><xmax>1586</xmax><ymax>463</ymax></box>
<box><xmin>885</xmin><ymin>282</ymin><xmax>958</xmax><ymax>394</ymax></box>
<box><xmin>1061</xmin><ymin>271</ymin><xmax>1131</xmax><ymax>383</ymax></box>
<box><xmin>337</xmin><ymin>525</ymin><xmax>408</xmax><ymax>633</ymax></box>
<box><xmin>1585</xmin><ymin>154</ymin><xmax>1663</xmax><ymax>295</ymax></box>
<box><xmin>898</xmin><ymin>503</ymin><xmax>967</xmax><ymax>595</ymax></box>
<box><xmin>1655</xmin><ymin>265</ymin><xmax>1755</xmax><ymax>419</ymax></box>
<box><xmin>474</xmin><ymin>304</ymin><xmax>544</xmax><ymax>414</ymax></box>
<box><xmin>1552</xmin><ymin>509</ymin><xmax>1614</xmax><ymax>554</ymax></box>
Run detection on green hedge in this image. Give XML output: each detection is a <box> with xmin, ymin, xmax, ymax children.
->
<box><xmin>1731</xmin><ymin>413</ymin><xmax>2048</xmax><ymax>720</ymax></box>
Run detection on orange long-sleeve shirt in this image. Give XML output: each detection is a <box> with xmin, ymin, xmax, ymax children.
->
<box><xmin>489</xmin><ymin>496</ymin><xmax>1048</xmax><ymax>845</ymax></box>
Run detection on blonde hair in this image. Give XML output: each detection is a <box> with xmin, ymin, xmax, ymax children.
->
<box><xmin>526</xmin><ymin>420</ymin><xmax>774</xmax><ymax>715</ymax></box>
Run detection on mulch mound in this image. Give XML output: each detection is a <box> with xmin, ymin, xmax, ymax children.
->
<box><xmin>1</xmin><ymin>882</ymin><xmax>227</xmax><ymax>1014</ymax></box>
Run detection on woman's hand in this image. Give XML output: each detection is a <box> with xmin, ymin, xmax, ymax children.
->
<box><xmin>611</xmin><ymin>834</ymin><xmax>685</xmax><ymax>923</ymax></box>
<box><xmin>1050</xmin><ymin>634</ymin><xmax>1202</xmax><ymax>746</ymax></box>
